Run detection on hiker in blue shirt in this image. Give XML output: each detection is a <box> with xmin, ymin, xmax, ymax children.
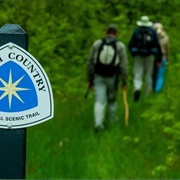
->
<box><xmin>128</xmin><ymin>16</ymin><xmax>162</xmax><ymax>101</ymax></box>
<box><xmin>87</xmin><ymin>24</ymin><xmax>128</xmax><ymax>132</ymax></box>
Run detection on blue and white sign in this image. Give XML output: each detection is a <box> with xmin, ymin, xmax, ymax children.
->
<box><xmin>0</xmin><ymin>42</ymin><xmax>54</xmax><ymax>129</ymax></box>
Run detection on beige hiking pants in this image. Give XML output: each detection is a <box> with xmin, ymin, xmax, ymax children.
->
<box><xmin>133</xmin><ymin>54</ymin><xmax>155</xmax><ymax>95</ymax></box>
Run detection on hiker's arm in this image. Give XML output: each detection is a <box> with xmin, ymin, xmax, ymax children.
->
<box><xmin>165</xmin><ymin>36</ymin><xmax>170</xmax><ymax>61</ymax></box>
<box><xmin>154</xmin><ymin>31</ymin><xmax>163</xmax><ymax>66</ymax></box>
<box><xmin>128</xmin><ymin>30</ymin><xmax>138</xmax><ymax>56</ymax></box>
<box><xmin>87</xmin><ymin>40</ymin><xmax>102</xmax><ymax>88</ymax></box>
<box><xmin>118</xmin><ymin>42</ymin><xmax>128</xmax><ymax>88</ymax></box>
<box><xmin>87</xmin><ymin>46</ymin><xmax>95</xmax><ymax>88</ymax></box>
<box><xmin>87</xmin><ymin>41</ymin><xmax>99</xmax><ymax>88</ymax></box>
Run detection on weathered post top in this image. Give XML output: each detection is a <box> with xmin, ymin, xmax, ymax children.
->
<box><xmin>0</xmin><ymin>24</ymin><xmax>28</xmax><ymax>49</ymax></box>
<box><xmin>0</xmin><ymin>24</ymin><xmax>26</xmax><ymax>33</ymax></box>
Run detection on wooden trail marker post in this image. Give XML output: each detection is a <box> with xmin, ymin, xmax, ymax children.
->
<box><xmin>0</xmin><ymin>24</ymin><xmax>54</xmax><ymax>179</ymax></box>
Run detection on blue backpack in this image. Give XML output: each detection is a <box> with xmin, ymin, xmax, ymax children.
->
<box><xmin>129</xmin><ymin>27</ymin><xmax>158</xmax><ymax>56</ymax></box>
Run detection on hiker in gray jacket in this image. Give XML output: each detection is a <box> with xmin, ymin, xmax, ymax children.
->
<box><xmin>87</xmin><ymin>24</ymin><xmax>128</xmax><ymax>132</ymax></box>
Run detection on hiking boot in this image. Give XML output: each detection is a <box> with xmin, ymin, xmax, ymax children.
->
<box><xmin>94</xmin><ymin>125</ymin><xmax>104</xmax><ymax>133</ymax></box>
<box><xmin>134</xmin><ymin>90</ymin><xmax>141</xmax><ymax>102</ymax></box>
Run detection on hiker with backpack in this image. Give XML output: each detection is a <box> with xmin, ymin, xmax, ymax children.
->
<box><xmin>87</xmin><ymin>24</ymin><xmax>128</xmax><ymax>132</ymax></box>
<box><xmin>128</xmin><ymin>16</ymin><xmax>162</xmax><ymax>101</ymax></box>
<box><xmin>153</xmin><ymin>22</ymin><xmax>170</xmax><ymax>93</ymax></box>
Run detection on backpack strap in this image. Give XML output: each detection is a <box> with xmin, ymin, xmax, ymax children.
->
<box><xmin>111</xmin><ymin>39</ymin><xmax>117</xmax><ymax>65</ymax></box>
<box><xmin>96</xmin><ymin>38</ymin><xmax>106</xmax><ymax>63</ymax></box>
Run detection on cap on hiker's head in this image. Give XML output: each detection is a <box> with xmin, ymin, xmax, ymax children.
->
<box><xmin>137</xmin><ymin>16</ymin><xmax>153</xmax><ymax>27</ymax></box>
<box><xmin>106</xmin><ymin>24</ymin><xmax>117</xmax><ymax>34</ymax></box>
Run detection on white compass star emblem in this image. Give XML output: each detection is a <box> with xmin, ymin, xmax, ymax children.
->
<box><xmin>0</xmin><ymin>70</ymin><xmax>29</xmax><ymax>109</ymax></box>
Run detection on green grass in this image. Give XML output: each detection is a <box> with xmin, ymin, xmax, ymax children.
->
<box><xmin>26</xmin><ymin>83</ymin><xmax>178</xmax><ymax>179</ymax></box>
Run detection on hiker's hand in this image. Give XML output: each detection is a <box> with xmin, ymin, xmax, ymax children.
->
<box><xmin>122</xmin><ymin>85</ymin><xmax>126</xmax><ymax>90</ymax></box>
<box><xmin>157</xmin><ymin>61</ymin><xmax>162</xmax><ymax>67</ymax></box>
<box><xmin>88</xmin><ymin>81</ymin><xmax>93</xmax><ymax>89</ymax></box>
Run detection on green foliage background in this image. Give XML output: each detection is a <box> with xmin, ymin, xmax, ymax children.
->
<box><xmin>0</xmin><ymin>0</ymin><xmax>180</xmax><ymax>178</ymax></box>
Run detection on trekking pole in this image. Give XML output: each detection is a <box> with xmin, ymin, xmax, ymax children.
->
<box><xmin>122</xmin><ymin>88</ymin><xmax>129</xmax><ymax>127</ymax></box>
